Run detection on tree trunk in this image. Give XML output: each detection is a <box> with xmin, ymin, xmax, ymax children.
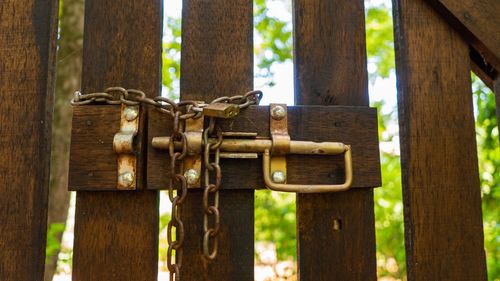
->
<box><xmin>44</xmin><ymin>1</ymin><xmax>84</xmax><ymax>280</ymax></box>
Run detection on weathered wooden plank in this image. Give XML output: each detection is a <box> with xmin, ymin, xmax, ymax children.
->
<box><xmin>393</xmin><ymin>0</ymin><xmax>487</xmax><ymax>279</ymax></box>
<box><xmin>68</xmin><ymin>105</ymin><xmax>147</xmax><ymax>191</ymax></box>
<box><xmin>147</xmin><ymin>106</ymin><xmax>380</xmax><ymax>190</ymax></box>
<box><xmin>71</xmin><ymin>1</ymin><xmax>161</xmax><ymax>280</ymax></box>
<box><xmin>425</xmin><ymin>0</ymin><xmax>500</xmax><ymax>72</ymax></box>
<box><xmin>0</xmin><ymin>1</ymin><xmax>58</xmax><ymax>280</ymax></box>
<box><xmin>179</xmin><ymin>0</ymin><xmax>254</xmax><ymax>279</ymax></box>
<box><xmin>293</xmin><ymin>0</ymin><xmax>378</xmax><ymax>280</ymax></box>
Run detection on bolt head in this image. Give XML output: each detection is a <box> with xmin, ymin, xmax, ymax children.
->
<box><xmin>184</xmin><ymin>169</ymin><xmax>200</xmax><ymax>185</ymax></box>
<box><xmin>271</xmin><ymin>105</ymin><xmax>286</xmax><ymax>120</ymax></box>
<box><xmin>272</xmin><ymin>171</ymin><xmax>286</xmax><ymax>183</ymax></box>
<box><xmin>124</xmin><ymin>106</ymin><xmax>139</xmax><ymax>121</ymax></box>
<box><xmin>118</xmin><ymin>172</ymin><xmax>135</xmax><ymax>187</ymax></box>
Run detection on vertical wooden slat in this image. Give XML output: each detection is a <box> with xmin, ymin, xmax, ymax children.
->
<box><xmin>72</xmin><ymin>1</ymin><xmax>161</xmax><ymax>280</ymax></box>
<box><xmin>393</xmin><ymin>0</ymin><xmax>487</xmax><ymax>280</ymax></box>
<box><xmin>0</xmin><ymin>1</ymin><xmax>58</xmax><ymax>280</ymax></box>
<box><xmin>179</xmin><ymin>0</ymin><xmax>254</xmax><ymax>279</ymax></box>
<box><xmin>293</xmin><ymin>1</ymin><xmax>377</xmax><ymax>280</ymax></box>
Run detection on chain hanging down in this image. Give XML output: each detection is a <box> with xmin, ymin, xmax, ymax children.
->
<box><xmin>166</xmin><ymin>111</ymin><xmax>188</xmax><ymax>281</ymax></box>
<box><xmin>202</xmin><ymin>118</ymin><xmax>223</xmax><ymax>259</ymax></box>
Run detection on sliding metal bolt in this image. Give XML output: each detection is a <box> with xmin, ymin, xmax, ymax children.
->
<box><xmin>272</xmin><ymin>171</ymin><xmax>286</xmax><ymax>183</ymax></box>
<box><xmin>118</xmin><ymin>172</ymin><xmax>135</xmax><ymax>187</ymax></box>
<box><xmin>271</xmin><ymin>105</ymin><xmax>286</xmax><ymax>120</ymax></box>
<box><xmin>184</xmin><ymin>169</ymin><xmax>200</xmax><ymax>185</ymax></box>
<box><xmin>124</xmin><ymin>106</ymin><xmax>139</xmax><ymax>121</ymax></box>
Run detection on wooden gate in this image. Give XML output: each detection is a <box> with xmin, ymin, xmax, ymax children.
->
<box><xmin>0</xmin><ymin>0</ymin><xmax>497</xmax><ymax>281</ymax></box>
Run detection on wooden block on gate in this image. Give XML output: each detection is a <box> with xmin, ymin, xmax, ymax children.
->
<box><xmin>147</xmin><ymin>105</ymin><xmax>381</xmax><ymax>190</ymax></box>
<box><xmin>68</xmin><ymin>105</ymin><xmax>146</xmax><ymax>191</ymax></box>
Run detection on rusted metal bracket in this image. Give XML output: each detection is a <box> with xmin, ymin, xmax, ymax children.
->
<box><xmin>113</xmin><ymin>104</ymin><xmax>140</xmax><ymax>189</ymax></box>
<box><xmin>269</xmin><ymin>104</ymin><xmax>289</xmax><ymax>184</ymax></box>
<box><xmin>263</xmin><ymin>104</ymin><xmax>353</xmax><ymax>193</ymax></box>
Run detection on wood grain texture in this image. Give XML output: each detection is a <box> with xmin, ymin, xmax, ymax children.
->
<box><xmin>68</xmin><ymin>105</ymin><xmax>147</xmax><ymax>191</ymax></box>
<box><xmin>148</xmin><ymin>106</ymin><xmax>380</xmax><ymax>190</ymax></box>
<box><xmin>293</xmin><ymin>0</ymin><xmax>378</xmax><ymax>280</ymax></box>
<box><xmin>425</xmin><ymin>0</ymin><xmax>500</xmax><ymax>73</ymax></box>
<box><xmin>0</xmin><ymin>1</ymin><xmax>58</xmax><ymax>280</ymax></box>
<box><xmin>71</xmin><ymin>1</ymin><xmax>161</xmax><ymax>280</ymax></box>
<box><xmin>179</xmin><ymin>0</ymin><xmax>254</xmax><ymax>279</ymax></box>
<box><xmin>393</xmin><ymin>0</ymin><xmax>487</xmax><ymax>279</ymax></box>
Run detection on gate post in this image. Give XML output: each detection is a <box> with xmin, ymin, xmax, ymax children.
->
<box><xmin>393</xmin><ymin>0</ymin><xmax>487</xmax><ymax>279</ymax></box>
<box><xmin>0</xmin><ymin>1</ymin><xmax>59</xmax><ymax>280</ymax></box>
<box><xmin>71</xmin><ymin>1</ymin><xmax>161</xmax><ymax>280</ymax></box>
<box><xmin>179</xmin><ymin>0</ymin><xmax>255</xmax><ymax>279</ymax></box>
<box><xmin>294</xmin><ymin>1</ymin><xmax>378</xmax><ymax>280</ymax></box>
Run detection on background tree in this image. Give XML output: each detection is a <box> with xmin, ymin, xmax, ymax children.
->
<box><xmin>45</xmin><ymin>0</ymin><xmax>83</xmax><ymax>280</ymax></box>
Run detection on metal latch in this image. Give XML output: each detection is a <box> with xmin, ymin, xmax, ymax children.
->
<box><xmin>113</xmin><ymin>104</ymin><xmax>140</xmax><ymax>189</ymax></box>
<box><xmin>151</xmin><ymin>104</ymin><xmax>353</xmax><ymax>193</ymax></box>
<box><xmin>263</xmin><ymin>104</ymin><xmax>352</xmax><ymax>193</ymax></box>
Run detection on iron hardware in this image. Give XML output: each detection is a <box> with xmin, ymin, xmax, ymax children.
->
<box><xmin>152</xmin><ymin>103</ymin><xmax>353</xmax><ymax>193</ymax></box>
<box><xmin>113</xmin><ymin>104</ymin><xmax>140</xmax><ymax>189</ymax></box>
<box><xmin>71</xmin><ymin>88</ymin><xmax>364</xmax><ymax>274</ymax></box>
<box><xmin>203</xmin><ymin>103</ymin><xmax>240</xmax><ymax>118</ymax></box>
<box><xmin>70</xmin><ymin>87</ymin><xmax>263</xmax><ymax>275</ymax></box>
<box><xmin>151</xmin><ymin>137</ymin><xmax>347</xmax><ymax>156</ymax></box>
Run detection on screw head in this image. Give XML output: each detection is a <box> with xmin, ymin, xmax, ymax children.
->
<box><xmin>272</xmin><ymin>171</ymin><xmax>286</xmax><ymax>183</ymax></box>
<box><xmin>118</xmin><ymin>172</ymin><xmax>135</xmax><ymax>187</ymax></box>
<box><xmin>184</xmin><ymin>169</ymin><xmax>200</xmax><ymax>185</ymax></box>
<box><xmin>124</xmin><ymin>106</ymin><xmax>139</xmax><ymax>121</ymax></box>
<box><xmin>271</xmin><ymin>105</ymin><xmax>286</xmax><ymax>120</ymax></box>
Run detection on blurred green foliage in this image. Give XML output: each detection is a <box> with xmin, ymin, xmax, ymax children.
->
<box><xmin>365</xmin><ymin>4</ymin><xmax>395</xmax><ymax>80</ymax></box>
<box><xmin>162</xmin><ymin>17</ymin><xmax>182</xmax><ymax>98</ymax></box>
<box><xmin>45</xmin><ymin>223</ymin><xmax>65</xmax><ymax>262</ymax></box>
<box><xmin>254</xmin><ymin>0</ymin><xmax>292</xmax><ymax>86</ymax></box>
<box><xmin>255</xmin><ymin>190</ymin><xmax>297</xmax><ymax>260</ymax></box>
<box><xmin>473</xmin><ymin>76</ymin><xmax>500</xmax><ymax>281</ymax></box>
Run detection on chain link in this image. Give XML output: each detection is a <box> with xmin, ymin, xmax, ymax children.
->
<box><xmin>72</xmin><ymin>86</ymin><xmax>262</xmax><ymax>118</ymax></box>
<box><xmin>166</xmin><ymin>111</ymin><xmax>188</xmax><ymax>281</ymax></box>
<box><xmin>72</xmin><ymin>87</ymin><xmax>262</xmax><ymax>278</ymax></box>
<box><xmin>202</xmin><ymin>118</ymin><xmax>223</xmax><ymax>259</ymax></box>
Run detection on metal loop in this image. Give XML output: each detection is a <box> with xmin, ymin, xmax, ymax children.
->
<box><xmin>210</xmin><ymin>96</ymin><xmax>230</xmax><ymax>104</ymax></box>
<box><xmin>202</xmin><ymin>230</ymin><xmax>219</xmax><ymax>260</ymax></box>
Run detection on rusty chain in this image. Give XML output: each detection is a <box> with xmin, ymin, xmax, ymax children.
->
<box><xmin>71</xmin><ymin>86</ymin><xmax>262</xmax><ymax>117</ymax></box>
<box><xmin>72</xmin><ymin>86</ymin><xmax>262</xmax><ymax>279</ymax></box>
<box><xmin>166</xmin><ymin>111</ymin><xmax>188</xmax><ymax>281</ymax></box>
<box><xmin>202</xmin><ymin>118</ymin><xmax>223</xmax><ymax>259</ymax></box>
